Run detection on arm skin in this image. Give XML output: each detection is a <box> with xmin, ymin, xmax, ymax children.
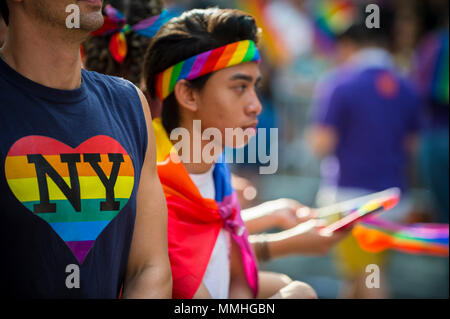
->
<box><xmin>122</xmin><ymin>87</ymin><xmax>172</xmax><ymax>299</ymax></box>
<box><xmin>242</xmin><ymin>199</ymin><xmax>314</xmax><ymax>234</ymax></box>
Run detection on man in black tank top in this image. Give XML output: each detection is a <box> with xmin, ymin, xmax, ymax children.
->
<box><xmin>0</xmin><ymin>0</ymin><xmax>171</xmax><ymax>298</ymax></box>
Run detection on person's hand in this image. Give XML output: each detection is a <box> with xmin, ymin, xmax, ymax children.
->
<box><xmin>261</xmin><ymin>198</ymin><xmax>316</xmax><ymax>230</ymax></box>
<box><xmin>273</xmin><ymin>219</ymin><xmax>351</xmax><ymax>256</ymax></box>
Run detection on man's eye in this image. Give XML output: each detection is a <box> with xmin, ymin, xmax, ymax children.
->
<box><xmin>236</xmin><ymin>84</ymin><xmax>247</xmax><ymax>92</ymax></box>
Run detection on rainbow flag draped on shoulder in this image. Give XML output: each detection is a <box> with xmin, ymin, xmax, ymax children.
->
<box><xmin>152</xmin><ymin>118</ymin><xmax>259</xmax><ymax>299</ymax></box>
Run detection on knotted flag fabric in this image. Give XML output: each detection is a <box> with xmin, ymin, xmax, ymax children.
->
<box><xmin>152</xmin><ymin>118</ymin><xmax>259</xmax><ymax>299</ymax></box>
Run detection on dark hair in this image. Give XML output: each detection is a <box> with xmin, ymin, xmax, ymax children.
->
<box><xmin>142</xmin><ymin>8</ymin><xmax>260</xmax><ymax>134</ymax></box>
<box><xmin>83</xmin><ymin>0</ymin><xmax>163</xmax><ymax>86</ymax></box>
<box><xmin>0</xmin><ymin>1</ymin><xmax>8</xmax><ymax>25</ymax></box>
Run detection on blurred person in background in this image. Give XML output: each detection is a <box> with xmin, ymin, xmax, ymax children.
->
<box><xmin>412</xmin><ymin>1</ymin><xmax>449</xmax><ymax>223</ymax></box>
<box><xmin>307</xmin><ymin>18</ymin><xmax>423</xmax><ymax>298</ymax></box>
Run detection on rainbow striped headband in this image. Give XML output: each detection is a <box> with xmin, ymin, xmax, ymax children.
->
<box><xmin>155</xmin><ymin>40</ymin><xmax>261</xmax><ymax>100</ymax></box>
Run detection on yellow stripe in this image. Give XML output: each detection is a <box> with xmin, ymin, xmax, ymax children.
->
<box><xmin>7</xmin><ymin>176</ymin><xmax>134</xmax><ymax>202</ymax></box>
<box><xmin>227</xmin><ymin>40</ymin><xmax>249</xmax><ymax>67</ymax></box>
<box><xmin>152</xmin><ymin>118</ymin><xmax>174</xmax><ymax>162</ymax></box>
<box><xmin>162</xmin><ymin>66</ymin><xmax>174</xmax><ymax>99</ymax></box>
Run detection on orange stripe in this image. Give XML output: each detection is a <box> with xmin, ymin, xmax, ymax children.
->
<box><xmin>214</xmin><ymin>42</ymin><xmax>239</xmax><ymax>70</ymax></box>
<box><xmin>5</xmin><ymin>154</ymin><xmax>134</xmax><ymax>179</ymax></box>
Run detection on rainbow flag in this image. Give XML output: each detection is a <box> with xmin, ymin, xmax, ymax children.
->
<box><xmin>5</xmin><ymin>135</ymin><xmax>135</xmax><ymax>263</ymax></box>
<box><xmin>313</xmin><ymin>0</ymin><xmax>357</xmax><ymax>55</ymax></box>
<box><xmin>354</xmin><ymin>218</ymin><xmax>449</xmax><ymax>256</ymax></box>
<box><xmin>237</xmin><ymin>0</ymin><xmax>291</xmax><ymax>66</ymax></box>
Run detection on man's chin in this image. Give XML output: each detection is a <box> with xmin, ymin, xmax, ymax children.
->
<box><xmin>79</xmin><ymin>14</ymin><xmax>104</xmax><ymax>32</ymax></box>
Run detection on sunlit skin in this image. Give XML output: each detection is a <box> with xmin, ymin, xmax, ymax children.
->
<box><xmin>0</xmin><ymin>0</ymin><xmax>105</xmax><ymax>90</ymax></box>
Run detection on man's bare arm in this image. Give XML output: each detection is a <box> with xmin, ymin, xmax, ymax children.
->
<box><xmin>122</xmin><ymin>87</ymin><xmax>172</xmax><ymax>298</ymax></box>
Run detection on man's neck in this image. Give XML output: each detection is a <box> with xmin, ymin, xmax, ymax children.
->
<box><xmin>174</xmin><ymin>120</ymin><xmax>222</xmax><ymax>175</ymax></box>
<box><xmin>0</xmin><ymin>15</ymin><xmax>84</xmax><ymax>90</ymax></box>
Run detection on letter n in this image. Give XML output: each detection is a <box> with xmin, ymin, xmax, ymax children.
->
<box><xmin>27</xmin><ymin>154</ymin><xmax>81</xmax><ymax>213</ymax></box>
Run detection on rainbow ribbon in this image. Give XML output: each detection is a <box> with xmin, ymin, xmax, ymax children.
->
<box><xmin>155</xmin><ymin>39</ymin><xmax>261</xmax><ymax>100</ymax></box>
<box><xmin>91</xmin><ymin>5</ymin><xmax>176</xmax><ymax>63</ymax></box>
<box><xmin>354</xmin><ymin>219</ymin><xmax>449</xmax><ymax>256</ymax></box>
<box><xmin>324</xmin><ymin>191</ymin><xmax>449</xmax><ymax>256</ymax></box>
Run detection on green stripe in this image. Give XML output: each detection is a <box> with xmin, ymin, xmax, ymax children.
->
<box><xmin>23</xmin><ymin>198</ymin><xmax>130</xmax><ymax>223</ymax></box>
<box><xmin>169</xmin><ymin>62</ymin><xmax>184</xmax><ymax>94</ymax></box>
<box><xmin>243</xmin><ymin>40</ymin><xmax>256</xmax><ymax>63</ymax></box>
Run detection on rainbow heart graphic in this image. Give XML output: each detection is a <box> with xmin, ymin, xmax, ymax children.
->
<box><xmin>4</xmin><ymin>135</ymin><xmax>135</xmax><ymax>264</ymax></box>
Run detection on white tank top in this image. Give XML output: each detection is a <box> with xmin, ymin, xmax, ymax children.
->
<box><xmin>189</xmin><ymin>166</ymin><xmax>231</xmax><ymax>299</ymax></box>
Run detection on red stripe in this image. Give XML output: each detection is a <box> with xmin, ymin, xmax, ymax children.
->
<box><xmin>7</xmin><ymin>135</ymin><xmax>128</xmax><ymax>156</ymax></box>
<box><xmin>199</xmin><ymin>45</ymin><xmax>227</xmax><ymax>77</ymax></box>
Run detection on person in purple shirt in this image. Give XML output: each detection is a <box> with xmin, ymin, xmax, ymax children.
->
<box><xmin>307</xmin><ymin>22</ymin><xmax>422</xmax><ymax>298</ymax></box>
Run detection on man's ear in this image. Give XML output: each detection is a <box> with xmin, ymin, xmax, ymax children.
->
<box><xmin>174</xmin><ymin>80</ymin><xmax>199</xmax><ymax>112</ymax></box>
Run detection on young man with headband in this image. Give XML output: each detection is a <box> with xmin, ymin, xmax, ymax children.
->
<box><xmin>143</xmin><ymin>8</ymin><xmax>348</xmax><ymax>299</ymax></box>
<box><xmin>0</xmin><ymin>0</ymin><xmax>171</xmax><ymax>298</ymax></box>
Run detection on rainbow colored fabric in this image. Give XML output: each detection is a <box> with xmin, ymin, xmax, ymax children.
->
<box><xmin>344</xmin><ymin>194</ymin><xmax>450</xmax><ymax>256</ymax></box>
<box><xmin>313</xmin><ymin>0</ymin><xmax>357</xmax><ymax>55</ymax></box>
<box><xmin>354</xmin><ymin>219</ymin><xmax>449</xmax><ymax>257</ymax></box>
<box><xmin>152</xmin><ymin>118</ymin><xmax>259</xmax><ymax>298</ymax></box>
<box><xmin>237</xmin><ymin>0</ymin><xmax>291</xmax><ymax>66</ymax></box>
<box><xmin>91</xmin><ymin>5</ymin><xmax>176</xmax><ymax>63</ymax></box>
<box><xmin>155</xmin><ymin>40</ymin><xmax>261</xmax><ymax>100</ymax></box>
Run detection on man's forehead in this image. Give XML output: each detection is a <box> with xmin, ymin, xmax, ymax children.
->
<box><xmin>215</xmin><ymin>62</ymin><xmax>261</xmax><ymax>80</ymax></box>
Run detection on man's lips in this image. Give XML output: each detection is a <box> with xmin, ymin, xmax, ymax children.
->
<box><xmin>242</xmin><ymin>122</ymin><xmax>259</xmax><ymax>135</ymax></box>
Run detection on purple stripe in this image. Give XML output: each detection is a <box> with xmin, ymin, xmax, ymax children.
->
<box><xmin>131</xmin><ymin>15</ymin><xmax>160</xmax><ymax>30</ymax></box>
<box><xmin>187</xmin><ymin>51</ymin><xmax>212</xmax><ymax>80</ymax></box>
<box><xmin>66</xmin><ymin>240</ymin><xmax>95</xmax><ymax>264</ymax></box>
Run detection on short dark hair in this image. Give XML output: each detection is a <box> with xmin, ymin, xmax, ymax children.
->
<box><xmin>0</xmin><ymin>1</ymin><xmax>8</xmax><ymax>25</ymax></box>
<box><xmin>142</xmin><ymin>8</ymin><xmax>260</xmax><ymax>134</ymax></box>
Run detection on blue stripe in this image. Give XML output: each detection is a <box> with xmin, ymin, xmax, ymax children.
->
<box><xmin>49</xmin><ymin>220</ymin><xmax>111</xmax><ymax>242</ymax></box>
<box><xmin>178</xmin><ymin>55</ymin><xmax>197</xmax><ymax>80</ymax></box>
